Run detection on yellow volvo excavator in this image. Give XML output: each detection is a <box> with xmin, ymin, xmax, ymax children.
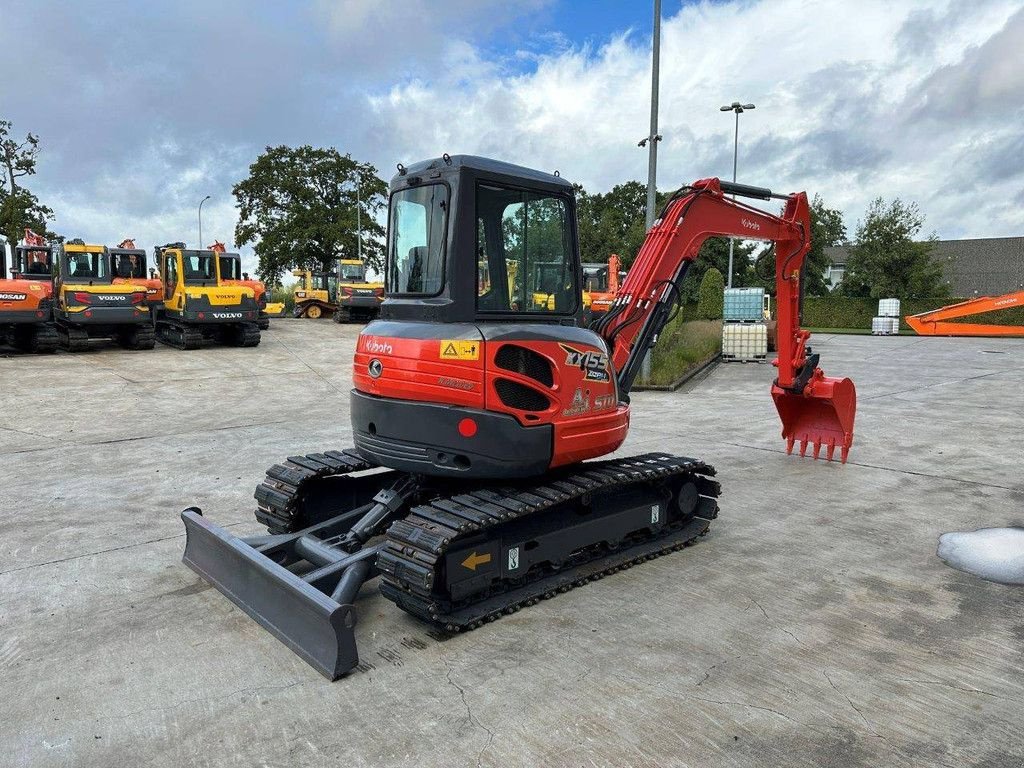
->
<box><xmin>54</xmin><ymin>241</ymin><xmax>155</xmax><ymax>351</ymax></box>
<box><xmin>154</xmin><ymin>243</ymin><xmax>261</xmax><ymax>348</ymax></box>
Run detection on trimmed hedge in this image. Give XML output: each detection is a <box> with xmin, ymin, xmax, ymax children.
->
<box><xmin>696</xmin><ymin>268</ymin><xmax>724</xmax><ymax>320</ymax></box>
<box><xmin>802</xmin><ymin>297</ymin><xmax>1024</xmax><ymax>330</ymax></box>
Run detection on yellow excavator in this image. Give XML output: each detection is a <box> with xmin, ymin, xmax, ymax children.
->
<box><xmin>154</xmin><ymin>243</ymin><xmax>261</xmax><ymax>348</ymax></box>
<box><xmin>54</xmin><ymin>241</ymin><xmax>155</xmax><ymax>351</ymax></box>
<box><xmin>292</xmin><ymin>259</ymin><xmax>383</xmax><ymax>321</ymax></box>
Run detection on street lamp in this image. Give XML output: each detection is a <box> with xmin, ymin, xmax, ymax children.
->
<box><xmin>719</xmin><ymin>101</ymin><xmax>755</xmax><ymax>288</ymax></box>
<box><xmin>198</xmin><ymin>195</ymin><xmax>211</xmax><ymax>249</ymax></box>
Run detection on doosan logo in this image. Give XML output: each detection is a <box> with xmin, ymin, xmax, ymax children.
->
<box><xmin>0</xmin><ymin>292</ymin><xmax>28</xmax><ymax>301</ymax></box>
<box><xmin>741</xmin><ymin>218</ymin><xmax>761</xmax><ymax>232</ymax></box>
<box><xmin>363</xmin><ymin>337</ymin><xmax>393</xmax><ymax>355</ymax></box>
<box><xmin>213</xmin><ymin>312</ymin><xmax>242</xmax><ymax>319</ymax></box>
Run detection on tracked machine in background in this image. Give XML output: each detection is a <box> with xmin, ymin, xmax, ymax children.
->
<box><xmin>154</xmin><ymin>243</ymin><xmax>261</xmax><ymax>349</ymax></box>
<box><xmin>53</xmin><ymin>240</ymin><xmax>155</xmax><ymax>350</ymax></box>
<box><xmin>208</xmin><ymin>241</ymin><xmax>274</xmax><ymax>330</ymax></box>
<box><xmin>182</xmin><ymin>155</ymin><xmax>858</xmax><ymax>679</ymax></box>
<box><xmin>333</xmin><ymin>259</ymin><xmax>384</xmax><ymax>323</ymax></box>
<box><xmin>582</xmin><ymin>253</ymin><xmax>623</xmax><ymax>314</ymax></box>
<box><xmin>0</xmin><ymin>229</ymin><xmax>57</xmax><ymax>353</ymax></box>
<box><xmin>110</xmin><ymin>239</ymin><xmax>164</xmax><ymax>319</ymax></box>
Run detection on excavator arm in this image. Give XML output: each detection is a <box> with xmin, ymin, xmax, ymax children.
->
<box><xmin>593</xmin><ymin>178</ymin><xmax>857</xmax><ymax>462</ymax></box>
<box><xmin>905</xmin><ymin>292</ymin><xmax>1024</xmax><ymax>337</ymax></box>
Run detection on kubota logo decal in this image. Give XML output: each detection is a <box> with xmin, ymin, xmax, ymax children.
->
<box><xmin>363</xmin><ymin>337</ymin><xmax>394</xmax><ymax>355</ymax></box>
<box><xmin>741</xmin><ymin>218</ymin><xmax>761</xmax><ymax>231</ymax></box>
<box><xmin>0</xmin><ymin>292</ymin><xmax>28</xmax><ymax>301</ymax></box>
<box><xmin>559</xmin><ymin>343</ymin><xmax>610</xmax><ymax>382</ymax></box>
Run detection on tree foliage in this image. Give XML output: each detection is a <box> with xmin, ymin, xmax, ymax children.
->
<box><xmin>0</xmin><ymin>118</ymin><xmax>56</xmax><ymax>247</ymax></box>
<box><xmin>840</xmin><ymin>197</ymin><xmax>948</xmax><ymax>298</ymax></box>
<box><xmin>233</xmin><ymin>145</ymin><xmax>387</xmax><ymax>283</ymax></box>
<box><xmin>696</xmin><ymin>267</ymin><xmax>725</xmax><ymax>320</ymax></box>
<box><xmin>576</xmin><ymin>181</ymin><xmax>666</xmax><ymax>270</ymax></box>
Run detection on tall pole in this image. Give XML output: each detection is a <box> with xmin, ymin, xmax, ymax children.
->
<box><xmin>356</xmin><ymin>175</ymin><xmax>362</xmax><ymax>263</ymax></box>
<box><xmin>719</xmin><ymin>102</ymin><xmax>755</xmax><ymax>288</ymax></box>
<box><xmin>198</xmin><ymin>195</ymin><xmax>211</xmax><ymax>249</ymax></box>
<box><xmin>638</xmin><ymin>0</ymin><xmax>662</xmax><ymax>383</ymax></box>
<box><xmin>645</xmin><ymin>0</ymin><xmax>662</xmax><ymax>229</ymax></box>
<box><xmin>727</xmin><ymin>111</ymin><xmax>738</xmax><ymax>288</ymax></box>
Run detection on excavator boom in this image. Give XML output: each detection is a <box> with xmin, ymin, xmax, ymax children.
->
<box><xmin>593</xmin><ymin>178</ymin><xmax>856</xmax><ymax>461</ymax></box>
<box><xmin>906</xmin><ymin>292</ymin><xmax>1024</xmax><ymax>337</ymax></box>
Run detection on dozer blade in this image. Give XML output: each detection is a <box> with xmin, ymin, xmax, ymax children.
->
<box><xmin>264</xmin><ymin>302</ymin><xmax>287</xmax><ymax>318</ymax></box>
<box><xmin>772</xmin><ymin>375</ymin><xmax>856</xmax><ymax>463</ymax></box>
<box><xmin>181</xmin><ymin>509</ymin><xmax>362</xmax><ymax>680</ymax></box>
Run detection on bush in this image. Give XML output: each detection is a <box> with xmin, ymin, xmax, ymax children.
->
<box><xmin>697</xmin><ymin>268</ymin><xmax>724</xmax><ymax>320</ymax></box>
<box><xmin>647</xmin><ymin>318</ymin><xmax>722</xmax><ymax>386</ymax></box>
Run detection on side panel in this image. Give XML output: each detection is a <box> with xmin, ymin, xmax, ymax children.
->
<box><xmin>0</xmin><ymin>278</ymin><xmax>53</xmax><ymax>322</ymax></box>
<box><xmin>353</xmin><ymin>320</ymin><xmax>485</xmax><ymax>409</ymax></box>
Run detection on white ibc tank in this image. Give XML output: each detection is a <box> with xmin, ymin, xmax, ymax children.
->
<box><xmin>871</xmin><ymin>316</ymin><xmax>899</xmax><ymax>335</ymax></box>
<box><xmin>722</xmin><ymin>322</ymin><xmax>768</xmax><ymax>361</ymax></box>
<box><xmin>878</xmin><ymin>298</ymin><xmax>901</xmax><ymax>317</ymax></box>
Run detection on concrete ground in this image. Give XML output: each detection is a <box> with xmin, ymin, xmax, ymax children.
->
<box><xmin>2</xmin><ymin>322</ymin><xmax>1023</xmax><ymax>768</ymax></box>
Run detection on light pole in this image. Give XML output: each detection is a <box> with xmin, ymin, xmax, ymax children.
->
<box><xmin>639</xmin><ymin>0</ymin><xmax>662</xmax><ymax>229</ymax></box>
<box><xmin>719</xmin><ymin>101</ymin><xmax>755</xmax><ymax>288</ymax></box>
<box><xmin>355</xmin><ymin>174</ymin><xmax>362</xmax><ymax>263</ymax></box>
<box><xmin>637</xmin><ymin>0</ymin><xmax>662</xmax><ymax>383</ymax></box>
<box><xmin>198</xmin><ymin>195</ymin><xmax>211</xmax><ymax>249</ymax></box>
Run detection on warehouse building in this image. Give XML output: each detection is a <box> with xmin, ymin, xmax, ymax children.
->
<box><xmin>824</xmin><ymin>236</ymin><xmax>1024</xmax><ymax>295</ymax></box>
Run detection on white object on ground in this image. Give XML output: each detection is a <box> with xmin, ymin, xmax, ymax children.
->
<box><xmin>937</xmin><ymin>527</ymin><xmax>1024</xmax><ymax>585</ymax></box>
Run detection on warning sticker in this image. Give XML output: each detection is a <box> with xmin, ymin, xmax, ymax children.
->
<box><xmin>440</xmin><ymin>340</ymin><xmax>480</xmax><ymax>360</ymax></box>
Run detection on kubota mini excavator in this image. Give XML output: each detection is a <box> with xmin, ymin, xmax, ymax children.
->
<box><xmin>0</xmin><ymin>229</ymin><xmax>58</xmax><ymax>353</ymax></box>
<box><xmin>181</xmin><ymin>155</ymin><xmax>857</xmax><ymax>679</ymax></box>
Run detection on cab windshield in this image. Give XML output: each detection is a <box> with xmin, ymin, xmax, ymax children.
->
<box><xmin>219</xmin><ymin>256</ymin><xmax>242</xmax><ymax>280</ymax></box>
<box><xmin>113</xmin><ymin>252</ymin><xmax>146</xmax><ymax>279</ymax></box>
<box><xmin>65</xmin><ymin>250</ymin><xmax>110</xmax><ymax>282</ymax></box>
<box><xmin>182</xmin><ymin>250</ymin><xmax>218</xmax><ymax>284</ymax></box>
<box><xmin>339</xmin><ymin>263</ymin><xmax>365</xmax><ymax>281</ymax></box>
<box><xmin>386</xmin><ymin>183</ymin><xmax>448</xmax><ymax>295</ymax></box>
<box><xmin>17</xmin><ymin>246</ymin><xmax>52</xmax><ymax>279</ymax></box>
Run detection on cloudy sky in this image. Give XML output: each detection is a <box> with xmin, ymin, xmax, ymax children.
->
<box><xmin>2</xmin><ymin>0</ymin><xmax>1022</xmax><ymax>274</ymax></box>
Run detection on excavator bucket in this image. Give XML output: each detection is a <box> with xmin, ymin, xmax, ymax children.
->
<box><xmin>771</xmin><ymin>375</ymin><xmax>856</xmax><ymax>463</ymax></box>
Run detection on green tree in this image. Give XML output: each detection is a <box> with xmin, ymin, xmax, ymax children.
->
<box><xmin>696</xmin><ymin>267</ymin><xmax>724</xmax><ymax>319</ymax></box>
<box><xmin>233</xmin><ymin>145</ymin><xmax>387</xmax><ymax>283</ymax></box>
<box><xmin>576</xmin><ymin>181</ymin><xmax>668</xmax><ymax>269</ymax></box>
<box><xmin>840</xmin><ymin>197</ymin><xmax>947</xmax><ymax>298</ymax></box>
<box><xmin>0</xmin><ymin>118</ymin><xmax>56</xmax><ymax>246</ymax></box>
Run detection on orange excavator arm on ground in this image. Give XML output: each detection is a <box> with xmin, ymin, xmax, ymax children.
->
<box><xmin>592</xmin><ymin>178</ymin><xmax>857</xmax><ymax>462</ymax></box>
<box><xmin>905</xmin><ymin>292</ymin><xmax>1024</xmax><ymax>337</ymax></box>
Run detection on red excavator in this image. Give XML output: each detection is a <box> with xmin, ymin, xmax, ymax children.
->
<box><xmin>182</xmin><ymin>155</ymin><xmax>857</xmax><ymax>679</ymax></box>
<box><xmin>0</xmin><ymin>229</ymin><xmax>58</xmax><ymax>353</ymax></box>
<box><xmin>906</xmin><ymin>292</ymin><xmax>1024</xmax><ymax>336</ymax></box>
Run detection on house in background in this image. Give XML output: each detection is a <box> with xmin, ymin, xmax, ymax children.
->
<box><xmin>823</xmin><ymin>236</ymin><xmax>1024</xmax><ymax>296</ymax></box>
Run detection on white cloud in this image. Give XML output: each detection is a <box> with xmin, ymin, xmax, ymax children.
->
<box><xmin>365</xmin><ymin>0</ymin><xmax>1024</xmax><ymax>240</ymax></box>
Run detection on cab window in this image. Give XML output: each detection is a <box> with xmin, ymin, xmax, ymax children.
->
<box><xmin>386</xmin><ymin>184</ymin><xmax>448</xmax><ymax>295</ymax></box>
<box><xmin>476</xmin><ymin>184</ymin><xmax>576</xmax><ymax>314</ymax></box>
<box><xmin>182</xmin><ymin>251</ymin><xmax>217</xmax><ymax>284</ymax></box>
<box><xmin>164</xmin><ymin>254</ymin><xmax>177</xmax><ymax>299</ymax></box>
<box><xmin>219</xmin><ymin>256</ymin><xmax>242</xmax><ymax>280</ymax></box>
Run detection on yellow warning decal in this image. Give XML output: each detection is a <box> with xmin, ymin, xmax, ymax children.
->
<box><xmin>440</xmin><ymin>340</ymin><xmax>480</xmax><ymax>360</ymax></box>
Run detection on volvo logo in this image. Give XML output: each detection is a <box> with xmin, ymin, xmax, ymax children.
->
<box><xmin>368</xmin><ymin>359</ymin><xmax>383</xmax><ymax>378</ymax></box>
